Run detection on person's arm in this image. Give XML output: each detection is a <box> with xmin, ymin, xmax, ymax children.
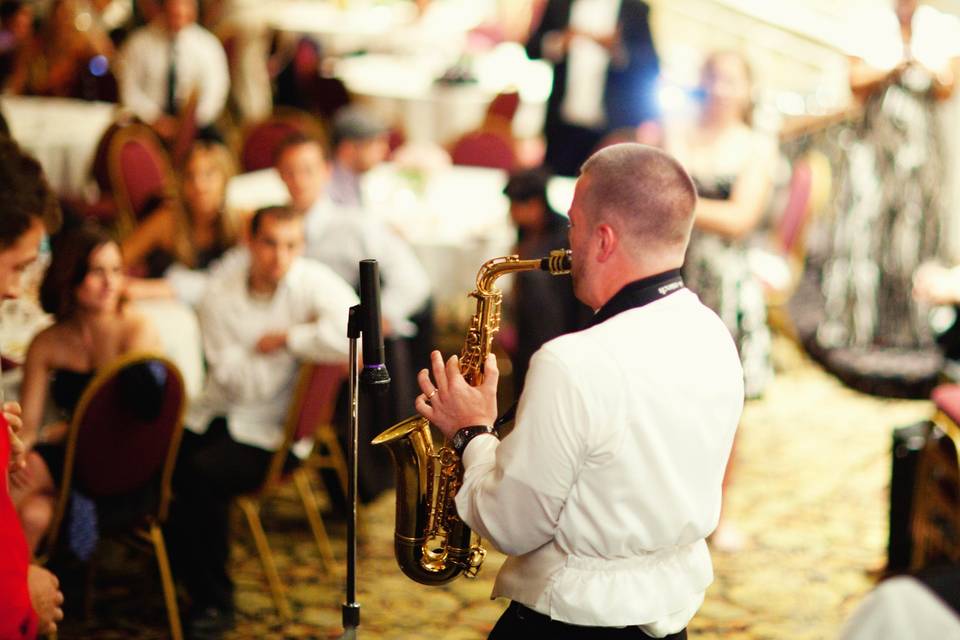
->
<box><xmin>929</xmin><ymin>57</ymin><xmax>960</xmax><ymax>101</ymax></box>
<box><xmin>416</xmin><ymin>349</ymin><xmax>586</xmax><ymax>556</ymax></box>
<box><xmin>193</xmin><ymin>30</ymin><xmax>230</xmax><ymax>127</ymax></box>
<box><xmin>368</xmin><ymin>224</ymin><xmax>431</xmax><ymax>337</ymax></box>
<box><xmin>120</xmin><ymin>205</ymin><xmax>176</xmax><ymax>270</ymax></box>
<box><xmin>284</xmin><ymin>263</ymin><xmax>359</xmax><ymax>363</ymax></box>
<box><xmin>849</xmin><ymin>56</ymin><xmax>900</xmax><ymax>103</ymax></box>
<box><xmin>525</xmin><ymin>0</ymin><xmax>568</xmax><ymax>62</ymax></box>
<box><xmin>693</xmin><ymin>136</ymin><xmax>775</xmax><ymax>240</ymax></box>
<box><xmin>16</xmin><ymin>334</ymin><xmax>52</xmax><ymax>451</ymax></box>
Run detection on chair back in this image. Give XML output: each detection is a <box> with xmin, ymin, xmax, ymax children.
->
<box><xmin>108</xmin><ymin>124</ymin><xmax>176</xmax><ymax>236</ymax></box>
<box><xmin>43</xmin><ymin>353</ymin><xmax>187</xmax><ymax>557</ymax></box>
<box><xmin>170</xmin><ymin>89</ymin><xmax>200</xmax><ymax>167</ymax></box>
<box><xmin>450</xmin><ymin>130</ymin><xmax>516</xmax><ymax>171</ymax></box>
<box><xmin>239</xmin><ymin>109</ymin><xmax>326</xmax><ymax>172</ymax></box>
<box><xmin>261</xmin><ymin>363</ymin><xmax>346</xmax><ymax>492</ymax></box>
<box><xmin>911</xmin><ymin>389</ymin><xmax>960</xmax><ymax>570</ymax></box>
<box><xmin>485</xmin><ymin>90</ymin><xmax>520</xmax><ymax>125</ymax></box>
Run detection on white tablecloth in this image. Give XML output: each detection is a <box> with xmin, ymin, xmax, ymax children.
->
<box><xmin>334</xmin><ymin>44</ymin><xmax>552</xmax><ymax>144</ymax></box>
<box><xmin>267</xmin><ymin>0</ymin><xmax>488</xmax><ymax>57</ymax></box>
<box><xmin>0</xmin><ymin>96</ymin><xmax>117</xmax><ymax>198</ymax></box>
<box><xmin>0</xmin><ymin>297</ymin><xmax>203</xmax><ymax>403</ymax></box>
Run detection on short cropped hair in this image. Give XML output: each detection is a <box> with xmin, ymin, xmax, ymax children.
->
<box><xmin>249</xmin><ymin>205</ymin><xmax>300</xmax><ymax>238</ymax></box>
<box><xmin>579</xmin><ymin>143</ymin><xmax>697</xmax><ymax>252</ymax></box>
<box><xmin>0</xmin><ymin>137</ymin><xmax>62</xmax><ymax>249</ymax></box>
<box><xmin>273</xmin><ymin>131</ymin><xmax>329</xmax><ymax>166</ymax></box>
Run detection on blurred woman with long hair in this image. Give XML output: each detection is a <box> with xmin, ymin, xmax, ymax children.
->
<box><xmin>10</xmin><ymin>222</ymin><xmax>160</xmax><ymax>552</ymax></box>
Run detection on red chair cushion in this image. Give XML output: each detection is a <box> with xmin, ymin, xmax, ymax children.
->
<box><xmin>294</xmin><ymin>364</ymin><xmax>346</xmax><ymax>442</ymax></box>
<box><xmin>933</xmin><ymin>384</ymin><xmax>960</xmax><ymax>426</ymax></box>
<box><xmin>74</xmin><ymin>360</ymin><xmax>184</xmax><ymax>497</ymax></box>
<box><xmin>241</xmin><ymin>121</ymin><xmax>302</xmax><ymax>172</ymax></box>
<box><xmin>118</xmin><ymin>139</ymin><xmax>167</xmax><ymax>218</ymax></box>
<box><xmin>451</xmin><ymin>131</ymin><xmax>515</xmax><ymax>171</ymax></box>
<box><xmin>778</xmin><ymin>159</ymin><xmax>813</xmax><ymax>254</ymax></box>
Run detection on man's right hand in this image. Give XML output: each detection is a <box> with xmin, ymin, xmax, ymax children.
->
<box><xmin>27</xmin><ymin>565</ymin><xmax>64</xmax><ymax>634</ymax></box>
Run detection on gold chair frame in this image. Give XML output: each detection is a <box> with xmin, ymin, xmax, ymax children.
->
<box><xmin>911</xmin><ymin>410</ymin><xmax>960</xmax><ymax>571</ymax></box>
<box><xmin>40</xmin><ymin>351</ymin><xmax>187</xmax><ymax>640</ymax></box>
<box><xmin>235</xmin><ymin>362</ymin><xmax>347</xmax><ymax>620</ymax></box>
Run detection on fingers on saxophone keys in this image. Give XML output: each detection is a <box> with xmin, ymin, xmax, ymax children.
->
<box><xmin>430</xmin><ymin>350</ymin><xmax>448</xmax><ymax>394</ymax></box>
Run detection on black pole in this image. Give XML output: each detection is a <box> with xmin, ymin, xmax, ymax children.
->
<box><xmin>341</xmin><ymin>304</ymin><xmax>362</xmax><ymax>638</ymax></box>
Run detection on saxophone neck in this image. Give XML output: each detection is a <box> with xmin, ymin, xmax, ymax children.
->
<box><xmin>475</xmin><ymin>250</ymin><xmax>572</xmax><ymax>294</ymax></box>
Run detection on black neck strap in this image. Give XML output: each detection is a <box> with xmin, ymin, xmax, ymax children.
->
<box><xmin>587</xmin><ymin>269</ymin><xmax>685</xmax><ymax>328</ymax></box>
<box><xmin>494</xmin><ymin>269</ymin><xmax>684</xmax><ymax>430</ymax></box>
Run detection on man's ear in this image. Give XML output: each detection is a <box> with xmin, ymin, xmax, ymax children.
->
<box><xmin>595</xmin><ymin>224</ymin><xmax>617</xmax><ymax>262</ymax></box>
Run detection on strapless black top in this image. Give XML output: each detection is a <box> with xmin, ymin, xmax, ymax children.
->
<box><xmin>50</xmin><ymin>369</ymin><xmax>96</xmax><ymax>416</ymax></box>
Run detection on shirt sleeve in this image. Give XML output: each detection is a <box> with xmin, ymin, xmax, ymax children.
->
<box><xmin>286</xmin><ymin>263</ymin><xmax>360</xmax><ymax>362</ymax></box>
<box><xmin>455</xmin><ymin>348</ymin><xmax>588</xmax><ymax>556</ymax></box>
<box><xmin>196</xmin><ymin>277</ymin><xmax>263</xmax><ymax>401</ymax></box>
<box><xmin>119</xmin><ymin>32</ymin><xmax>163</xmax><ymax>123</ymax></box>
<box><xmin>365</xmin><ymin>222</ymin><xmax>431</xmax><ymax>337</ymax></box>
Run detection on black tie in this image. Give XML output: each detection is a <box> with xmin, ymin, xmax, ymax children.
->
<box><xmin>165</xmin><ymin>38</ymin><xmax>177</xmax><ymax>115</ymax></box>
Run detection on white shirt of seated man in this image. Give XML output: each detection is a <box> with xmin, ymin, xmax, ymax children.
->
<box><xmin>186</xmin><ymin>208</ymin><xmax>359</xmax><ymax>458</ymax></box>
<box><xmin>276</xmin><ymin>138</ymin><xmax>432</xmax><ymax>337</ymax></box>
<box><xmin>120</xmin><ymin>0</ymin><xmax>229</xmax><ymax>132</ymax></box>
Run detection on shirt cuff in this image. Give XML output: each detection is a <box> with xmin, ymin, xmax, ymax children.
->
<box><xmin>460</xmin><ymin>432</ymin><xmax>499</xmax><ymax>467</ymax></box>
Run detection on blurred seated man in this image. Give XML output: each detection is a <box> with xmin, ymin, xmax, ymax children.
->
<box><xmin>119</xmin><ymin>0</ymin><xmax>228</xmax><ymax>141</ymax></box>
<box><xmin>275</xmin><ymin>132</ymin><xmax>433</xmax><ymax>424</ymax></box>
<box><xmin>327</xmin><ymin>105</ymin><xmax>391</xmax><ymax>208</ymax></box>
<box><xmin>167</xmin><ymin>206</ymin><xmax>358</xmax><ymax>637</ymax></box>
<box><xmin>503</xmin><ymin>167</ymin><xmax>590</xmax><ymax>398</ymax></box>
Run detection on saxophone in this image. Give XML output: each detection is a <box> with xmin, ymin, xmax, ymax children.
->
<box><xmin>372</xmin><ymin>249</ymin><xmax>572</xmax><ymax>585</ymax></box>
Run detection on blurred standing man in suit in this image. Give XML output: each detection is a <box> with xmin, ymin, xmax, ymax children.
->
<box><xmin>527</xmin><ymin>0</ymin><xmax>660</xmax><ymax>177</ymax></box>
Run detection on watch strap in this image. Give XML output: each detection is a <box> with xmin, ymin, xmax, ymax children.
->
<box><xmin>452</xmin><ymin>424</ymin><xmax>498</xmax><ymax>456</ymax></box>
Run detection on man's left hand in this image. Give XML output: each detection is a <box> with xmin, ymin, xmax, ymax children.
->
<box><xmin>414</xmin><ymin>350</ymin><xmax>498</xmax><ymax>439</ymax></box>
<box><xmin>255</xmin><ymin>332</ymin><xmax>288</xmax><ymax>354</ymax></box>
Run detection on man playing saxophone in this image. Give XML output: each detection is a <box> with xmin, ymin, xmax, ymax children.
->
<box><xmin>414</xmin><ymin>143</ymin><xmax>744</xmax><ymax>638</ymax></box>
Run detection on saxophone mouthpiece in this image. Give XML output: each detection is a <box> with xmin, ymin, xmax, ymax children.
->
<box><xmin>540</xmin><ymin>249</ymin><xmax>572</xmax><ymax>274</ymax></box>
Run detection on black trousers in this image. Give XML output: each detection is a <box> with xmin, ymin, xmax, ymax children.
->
<box><xmin>489</xmin><ymin>602</ymin><xmax>688</xmax><ymax>640</ymax></box>
<box><xmin>166</xmin><ymin>418</ymin><xmax>296</xmax><ymax>611</ymax></box>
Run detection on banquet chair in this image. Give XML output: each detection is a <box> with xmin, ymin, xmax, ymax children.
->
<box><xmin>755</xmin><ymin>150</ymin><xmax>831</xmax><ymax>340</ymax></box>
<box><xmin>108</xmin><ymin>123</ymin><xmax>177</xmax><ymax>238</ymax></box>
<box><xmin>450</xmin><ymin>130</ymin><xmax>516</xmax><ymax>171</ymax></box>
<box><xmin>235</xmin><ymin>362</ymin><xmax>347</xmax><ymax>620</ymax></box>
<box><xmin>911</xmin><ymin>384</ymin><xmax>960</xmax><ymax>570</ymax></box>
<box><xmin>39</xmin><ymin>353</ymin><xmax>187</xmax><ymax>640</ymax></box>
<box><xmin>482</xmin><ymin>89</ymin><xmax>520</xmax><ymax>138</ymax></box>
<box><xmin>238</xmin><ymin>108</ymin><xmax>327</xmax><ymax>172</ymax></box>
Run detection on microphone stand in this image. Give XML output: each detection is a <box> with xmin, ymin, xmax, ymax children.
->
<box><xmin>340</xmin><ymin>260</ymin><xmax>389</xmax><ymax>639</ymax></box>
<box><xmin>341</xmin><ymin>305</ymin><xmax>362</xmax><ymax>639</ymax></box>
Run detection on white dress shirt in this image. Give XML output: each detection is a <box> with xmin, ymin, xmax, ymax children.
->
<box><xmin>120</xmin><ymin>22</ymin><xmax>230</xmax><ymax>126</ymax></box>
<box><xmin>561</xmin><ymin>0</ymin><xmax>622</xmax><ymax>128</ymax></box>
<box><xmin>456</xmin><ymin>289</ymin><xmax>744</xmax><ymax>634</ymax></box>
<box><xmin>840</xmin><ymin>577</ymin><xmax>960</xmax><ymax>640</ymax></box>
<box><xmin>302</xmin><ymin>197</ymin><xmax>431</xmax><ymax>337</ymax></box>
<box><xmin>186</xmin><ymin>257</ymin><xmax>359</xmax><ymax>458</ymax></box>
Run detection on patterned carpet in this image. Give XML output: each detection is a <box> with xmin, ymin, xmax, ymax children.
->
<box><xmin>57</xmin><ymin>337</ymin><xmax>933</xmax><ymax>640</ymax></box>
